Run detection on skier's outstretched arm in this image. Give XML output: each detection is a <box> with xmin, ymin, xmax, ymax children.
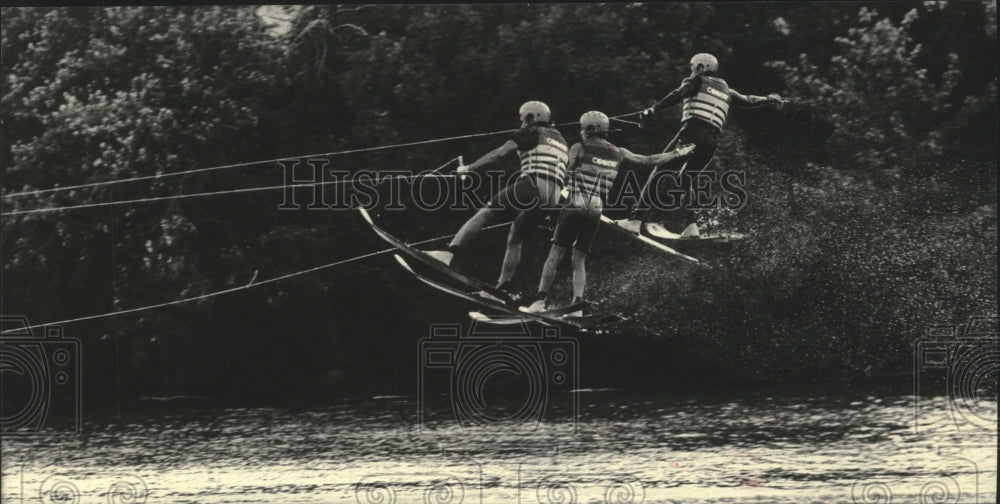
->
<box><xmin>459</xmin><ymin>140</ymin><xmax>519</xmax><ymax>175</ymax></box>
<box><xmin>621</xmin><ymin>144</ymin><xmax>696</xmax><ymax>166</ymax></box>
<box><xmin>731</xmin><ymin>89</ymin><xmax>786</xmax><ymax>108</ymax></box>
<box><xmin>642</xmin><ymin>77</ymin><xmax>700</xmax><ymax>117</ymax></box>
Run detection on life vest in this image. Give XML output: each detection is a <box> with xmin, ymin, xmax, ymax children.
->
<box><xmin>519</xmin><ymin>126</ymin><xmax>569</xmax><ymax>187</ymax></box>
<box><xmin>568</xmin><ymin>138</ymin><xmax>622</xmax><ymax>201</ymax></box>
<box><xmin>681</xmin><ymin>75</ymin><xmax>732</xmax><ymax>131</ymax></box>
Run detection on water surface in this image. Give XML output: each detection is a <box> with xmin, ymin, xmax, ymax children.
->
<box><xmin>2</xmin><ymin>393</ymin><xmax>996</xmax><ymax>503</ymax></box>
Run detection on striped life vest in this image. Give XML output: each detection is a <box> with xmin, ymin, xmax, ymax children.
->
<box><xmin>519</xmin><ymin>126</ymin><xmax>569</xmax><ymax>187</ymax></box>
<box><xmin>681</xmin><ymin>75</ymin><xmax>732</xmax><ymax>131</ymax></box>
<box><xmin>568</xmin><ymin>138</ymin><xmax>622</xmax><ymax>201</ymax></box>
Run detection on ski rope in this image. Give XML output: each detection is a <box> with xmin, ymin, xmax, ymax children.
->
<box><xmin>0</xmin><ymin>107</ymin><xmax>671</xmax><ymax>330</ymax></box>
<box><xmin>2</xmin><ymin>110</ymin><xmax>646</xmax><ymax>204</ymax></box>
<box><xmin>2</xmin><ymin>172</ymin><xmax>457</xmax><ymax>216</ymax></box>
<box><xmin>0</xmin><ymin>220</ymin><xmax>512</xmax><ymax>334</ymax></box>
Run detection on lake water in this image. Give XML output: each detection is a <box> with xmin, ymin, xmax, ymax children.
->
<box><xmin>2</xmin><ymin>393</ymin><xmax>996</xmax><ymax>503</ymax></box>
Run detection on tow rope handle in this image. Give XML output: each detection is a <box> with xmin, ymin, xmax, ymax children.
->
<box><xmin>428</xmin><ymin>155</ymin><xmax>469</xmax><ymax>180</ymax></box>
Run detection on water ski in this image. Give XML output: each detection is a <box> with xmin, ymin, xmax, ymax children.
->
<box><xmin>358</xmin><ymin>207</ymin><xmax>516</xmax><ymax>305</ymax></box>
<box><xmin>643</xmin><ymin>222</ymin><xmax>745</xmax><ymax>243</ymax></box>
<box><xmin>466</xmin><ymin>300</ymin><xmax>590</xmax><ymax>326</ymax></box>
<box><xmin>469</xmin><ymin>309</ymin><xmax>626</xmax><ymax>331</ymax></box>
<box><xmin>599</xmin><ymin>216</ymin><xmax>701</xmax><ymax>263</ymax></box>
<box><xmin>393</xmin><ymin>255</ymin><xmax>585</xmax><ymax>330</ymax></box>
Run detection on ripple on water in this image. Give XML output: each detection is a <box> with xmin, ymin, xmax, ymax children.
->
<box><xmin>1</xmin><ymin>394</ymin><xmax>995</xmax><ymax>503</ymax></box>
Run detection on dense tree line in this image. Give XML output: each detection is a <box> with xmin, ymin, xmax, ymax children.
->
<box><xmin>1</xmin><ymin>3</ymin><xmax>995</xmax><ymax>407</ymax></box>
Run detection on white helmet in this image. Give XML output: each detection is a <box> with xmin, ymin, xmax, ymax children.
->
<box><xmin>579</xmin><ymin>111</ymin><xmax>610</xmax><ymax>135</ymax></box>
<box><xmin>690</xmin><ymin>53</ymin><xmax>719</xmax><ymax>74</ymax></box>
<box><xmin>519</xmin><ymin>101</ymin><xmax>551</xmax><ymax>124</ymax></box>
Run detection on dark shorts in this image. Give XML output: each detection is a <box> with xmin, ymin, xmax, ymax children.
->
<box><xmin>630</xmin><ymin>119</ymin><xmax>720</xmax><ymax>218</ymax></box>
<box><xmin>450</xmin><ymin>173</ymin><xmax>564</xmax><ymax>252</ymax></box>
<box><xmin>488</xmin><ymin>174</ymin><xmax>562</xmax><ymax>234</ymax></box>
<box><xmin>664</xmin><ymin>119</ymin><xmax>719</xmax><ymax>178</ymax></box>
<box><xmin>552</xmin><ymin>192</ymin><xmax>602</xmax><ymax>253</ymax></box>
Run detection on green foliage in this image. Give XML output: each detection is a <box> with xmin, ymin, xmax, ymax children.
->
<box><xmin>1</xmin><ymin>4</ymin><xmax>996</xmax><ymax>400</ymax></box>
<box><xmin>768</xmin><ymin>7</ymin><xmax>955</xmax><ymax>168</ymax></box>
<box><xmin>765</xmin><ymin>2</ymin><xmax>996</xmax><ymax>205</ymax></box>
<box><xmin>2</xmin><ymin>6</ymin><xmax>300</xmax><ymax>402</ymax></box>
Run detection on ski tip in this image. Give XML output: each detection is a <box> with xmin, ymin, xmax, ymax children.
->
<box><xmin>469</xmin><ymin>311</ymin><xmax>490</xmax><ymax>322</ymax></box>
<box><xmin>393</xmin><ymin>254</ymin><xmax>413</xmax><ymax>273</ymax></box>
<box><xmin>358</xmin><ymin>206</ymin><xmax>373</xmax><ymax>224</ymax></box>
